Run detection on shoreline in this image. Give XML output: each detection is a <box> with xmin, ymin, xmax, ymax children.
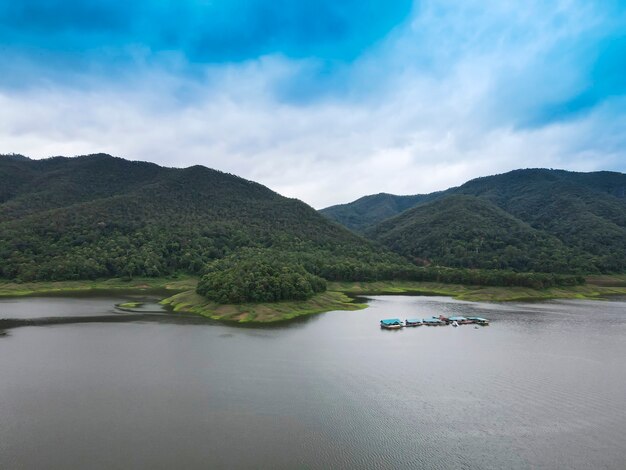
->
<box><xmin>0</xmin><ymin>277</ymin><xmax>197</xmax><ymax>298</ymax></box>
<box><xmin>161</xmin><ymin>289</ymin><xmax>367</xmax><ymax>323</ymax></box>
<box><xmin>1</xmin><ymin>276</ymin><xmax>625</xmax><ymax>324</ymax></box>
<box><xmin>328</xmin><ymin>279</ymin><xmax>626</xmax><ymax>303</ymax></box>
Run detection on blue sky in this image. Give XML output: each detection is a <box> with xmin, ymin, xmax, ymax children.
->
<box><xmin>1</xmin><ymin>0</ymin><xmax>625</xmax><ymax>207</ymax></box>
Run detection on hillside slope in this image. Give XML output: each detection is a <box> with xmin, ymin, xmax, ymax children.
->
<box><xmin>320</xmin><ymin>192</ymin><xmax>442</xmax><ymax>232</ymax></box>
<box><xmin>326</xmin><ymin>169</ymin><xmax>626</xmax><ymax>273</ymax></box>
<box><xmin>0</xmin><ymin>154</ymin><xmax>408</xmax><ymax>281</ymax></box>
<box><xmin>368</xmin><ymin>195</ymin><xmax>593</xmax><ymax>273</ymax></box>
<box><xmin>452</xmin><ymin>170</ymin><xmax>626</xmax><ymax>271</ymax></box>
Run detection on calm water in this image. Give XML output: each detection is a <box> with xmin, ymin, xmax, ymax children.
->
<box><xmin>1</xmin><ymin>295</ymin><xmax>625</xmax><ymax>469</ymax></box>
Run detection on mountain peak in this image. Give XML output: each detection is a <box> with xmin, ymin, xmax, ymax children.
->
<box><xmin>0</xmin><ymin>153</ymin><xmax>408</xmax><ymax>282</ymax></box>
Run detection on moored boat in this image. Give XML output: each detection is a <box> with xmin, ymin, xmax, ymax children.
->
<box><xmin>467</xmin><ymin>316</ymin><xmax>490</xmax><ymax>325</ymax></box>
<box><xmin>404</xmin><ymin>318</ymin><xmax>423</xmax><ymax>327</ymax></box>
<box><xmin>380</xmin><ymin>318</ymin><xmax>403</xmax><ymax>329</ymax></box>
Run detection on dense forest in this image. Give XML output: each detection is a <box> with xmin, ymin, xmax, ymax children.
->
<box><xmin>368</xmin><ymin>195</ymin><xmax>594</xmax><ymax>273</ymax></box>
<box><xmin>319</xmin><ymin>192</ymin><xmax>442</xmax><ymax>233</ymax></box>
<box><xmin>323</xmin><ymin>169</ymin><xmax>626</xmax><ymax>273</ymax></box>
<box><xmin>0</xmin><ymin>154</ymin><xmax>615</xmax><ymax>303</ymax></box>
<box><xmin>196</xmin><ymin>248</ymin><xmax>583</xmax><ymax>304</ymax></box>
<box><xmin>0</xmin><ymin>154</ymin><xmax>413</xmax><ymax>284</ymax></box>
<box><xmin>197</xmin><ymin>249</ymin><xmax>327</xmax><ymax>303</ymax></box>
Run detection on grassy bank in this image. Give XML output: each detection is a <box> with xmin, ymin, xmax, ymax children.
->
<box><xmin>329</xmin><ymin>278</ymin><xmax>626</xmax><ymax>302</ymax></box>
<box><xmin>160</xmin><ymin>276</ymin><xmax>626</xmax><ymax>324</ymax></box>
<box><xmin>2</xmin><ymin>275</ymin><xmax>625</xmax><ymax>324</ymax></box>
<box><xmin>0</xmin><ymin>277</ymin><xmax>197</xmax><ymax>298</ymax></box>
<box><xmin>161</xmin><ymin>289</ymin><xmax>366</xmax><ymax>323</ymax></box>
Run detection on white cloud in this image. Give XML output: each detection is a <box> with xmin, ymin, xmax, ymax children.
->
<box><xmin>1</xmin><ymin>1</ymin><xmax>625</xmax><ymax>208</ymax></box>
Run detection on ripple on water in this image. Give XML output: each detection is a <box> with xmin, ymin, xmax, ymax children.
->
<box><xmin>0</xmin><ymin>295</ymin><xmax>625</xmax><ymax>469</ymax></box>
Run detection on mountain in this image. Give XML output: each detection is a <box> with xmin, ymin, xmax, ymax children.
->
<box><xmin>451</xmin><ymin>170</ymin><xmax>626</xmax><ymax>271</ymax></box>
<box><xmin>0</xmin><ymin>153</ymin><xmax>165</xmax><ymax>218</ymax></box>
<box><xmin>319</xmin><ymin>192</ymin><xmax>442</xmax><ymax>233</ymax></box>
<box><xmin>369</xmin><ymin>194</ymin><xmax>593</xmax><ymax>273</ymax></box>
<box><xmin>324</xmin><ymin>169</ymin><xmax>626</xmax><ymax>273</ymax></box>
<box><xmin>0</xmin><ymin>154</ymin><xmax>410</xmax><ymax>282</ymax></box>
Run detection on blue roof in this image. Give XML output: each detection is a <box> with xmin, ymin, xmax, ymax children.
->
<box><xmin>448</xmin><ymin>316</ymin><xmax>467</xmax><ymax>321</ymax></box>
<box><xmin>405</xmin><ymin>318</ymin><xmax>422</xmax><ymax>323</ymax></box>
<box><xmin>380</xmin><ymin>318</ymin><xmax>402</xmax><ymax>325</ymax></box>
<box><xmin>468</xmin><ymin>317</ymin><xmax>488</xmax><ymax>321</ymax></box>
<box><xmin>423</xmin><ymin>318</ymin><xmax>442</xmax><ymax>323</ymax></box>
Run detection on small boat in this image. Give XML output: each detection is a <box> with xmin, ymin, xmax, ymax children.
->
<box><xmin>380</xmin><ymin>318</ymin><xmax>403</xmax><ymax>330</ymax></box>
<box><xmin>404</xmin><ymin>318</ymin><xmax>423</xmax><ymax>327</ymax></box>
<box><xmin>422</xmin><ymin>317</ymin><xmax>445</xmax><ymax>326</ymax></box>
<box><xmin>467</xmin><ymin>317</ymin><xmax>490</xmax><ymax>326</ymax></box>
<box><xmin>451</xmin><ymin>320</ymin><xmax>459</xmax><ymax>327</ymax></box>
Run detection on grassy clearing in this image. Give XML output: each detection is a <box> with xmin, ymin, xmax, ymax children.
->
<box><xmin>161</xmin><ymin>290</ymin><xmax>366</xmax><ymax>323</ymax></box>
<box><xmin>0</xmin><ymin>276</ymin><xmax>197</xmax><ymax>298</ymax></box>
<box><xmin>329</xmin><ymin>279</ymin><xmax>626</xmax><ymax>302</ymax></box>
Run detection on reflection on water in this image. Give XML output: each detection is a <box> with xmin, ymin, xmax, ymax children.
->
<box><xmin>0</xmin><ymin>295</ymin><xmax>625</xmax><ymax>469</ymax></box>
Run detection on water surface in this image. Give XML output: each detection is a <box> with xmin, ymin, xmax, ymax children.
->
<box><xmin>1</xmin><ymin>295</ymin><xmax>625</xmax><ymax>469</ymax></box>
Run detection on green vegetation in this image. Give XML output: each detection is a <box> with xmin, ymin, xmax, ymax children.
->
<box><xmin>369</xmin><ymin>195</ymin><xmax>593</xmax><ymax>273</ymax></box>
<box><xmin>396</xmin><ymin>266</ymin><xmax>584</xmax><ymax>288</ymax></box>
<box><xmin>197</xmin><ymin>249</ymin><xmax>327</xmax><ymax>303</ymax></box>
<box><xmin>1</xmin><ymin>275</ymin><xmax>624</xmax><ymax>324</ymax></box>
<box><xmin>323</xmin><ymin>168</ymin><xmax>626</xmax><ymax>274</ymax></box>
<box><xmin>117</xmin><ymin>301</ymin><xmax>143</xmax><ymax>309</ymax></box>
<box><xmin>320</xmin><ymin>192</ymin><xmax>441</xmax><ymax>233</ymax></box>
<box><xmin>0</xmin><ymin>154</ymin><xmax>413</xmax><ymax>282</ymax></box>
<box><xmin>0</xmin><ymin>277</ymin><xmax>196</xmax><ymax>298</ymax></box>
<box><xmin>162</xmin><ymin>289</ymin><xmax>366</xmax><ymax>323</ymax></box>
<box><xmin>330</xmin><ymin>278</ymin><xmax>626</xmax><ymax>302</ymax></box>
<box><xmin>585</xmin><ymin>274</ymin><xmax>626</xmax><ymax>287</ymax></box>
<box><xmin>162</xmin><ymin>275</ymin><xmax>626</xmax><ymax>323</ymax></box>
<box><xmin>3</xmin><ymin>155</ymin><xmax>625</xmax><ymax>320</ymax></box>
<box><xmin>452</xmin><ymin>169</ymin><xmax>626</xmax><ymax>272</ymax></box>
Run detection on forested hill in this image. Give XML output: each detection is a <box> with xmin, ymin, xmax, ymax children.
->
<box><xmin>368</xmin><ymin>195</ymin><xmax>593</xmax><ymax>273</ymax></box>
<box><xmin>321</xmin><ymin>169</ymin><xmax>626</xmax><ymax>233</ymax></box>
<box><xmin>319</xmin><ymin>192</ymin><xmax>442</xmax><ymax>233</ymax></box>
<box><xmin>324</xmin><ymin>169</ymin><xmax>626</xmax><ymax>273</ymax></box>
<box><xmin>0</xmin><ymin>153</ymin><xmax>410</xmax><ymax>281</ymax></box>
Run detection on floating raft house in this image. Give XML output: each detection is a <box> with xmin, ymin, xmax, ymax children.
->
<box><xmin>380</xmin><ymin>318</ymin><xmax>403</xmax><ymax>329</ymax></box>
<box><xmin>448</xmin><ymin>316</ymin><xmax>469</xmax><ymax>324</ymax></box>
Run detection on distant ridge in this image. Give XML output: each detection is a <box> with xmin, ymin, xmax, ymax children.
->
<box><xmin>319</xmin><ymin>191</ymin><xmax>443</xmax><ymax>232</ymax></box>
<box><xmin>322</xmin><ymin>168</ymin><xmax>626</xmax><ymax>273</ymax></box>
<box><xmin>0</xmin><ymin>153</ymin><xmax>30</xmax><ymax>162</ymax></box>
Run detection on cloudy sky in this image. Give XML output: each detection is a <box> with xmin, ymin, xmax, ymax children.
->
<box><xmin>1</xmin><ymin>1</ymin><xmax>625</xmax><ymax>208</ymax></box>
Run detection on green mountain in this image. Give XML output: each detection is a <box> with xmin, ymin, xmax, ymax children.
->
<box><xmin>319</xmin><ymin>192</ymin><xmax>441</xmax><ymax>233</ymax></box>
<box><xmin>369</xmin><ymin>194</ymin><xmax>593</xmax><ymax>273</ymax></box>
<box><xmin>451</xmin><ymin>169</ymin><xmax>626</xmax><ymax>272</ymax></box>
<box><xmin>0</xmin><ymin>154</ymin><xmax>410</xmax><ymax>282</ymax></box>
<box><xmin>324</xmin><ymin>169</ymin><xmax>626</xmax><ymax>273</ymax></box>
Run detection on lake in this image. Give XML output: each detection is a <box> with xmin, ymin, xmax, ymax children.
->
<box><xmin>1</xmin><ymin>295</ymin><xmax>625</xmax><ymax>469</ymax></box>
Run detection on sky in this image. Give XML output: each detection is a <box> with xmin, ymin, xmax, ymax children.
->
<box><xmin>1</xmin><ymin>0</ymin><xmax>626</xmax><ymax>208</ymax></box>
